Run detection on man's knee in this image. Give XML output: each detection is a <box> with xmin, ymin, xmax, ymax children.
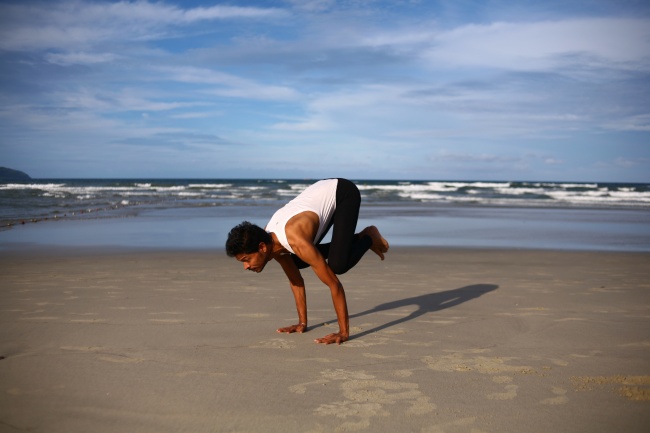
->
<box><xmin>328</xmin><ymin>259</ymin><xmax>350</xmax><ymax>275</ymax></box>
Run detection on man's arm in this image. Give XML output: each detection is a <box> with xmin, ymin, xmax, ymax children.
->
<box><xmin>291</xmin><ymin>238</ymin><xmax>349</xmax><ymax>345</ymax></box>
<box><xmin>275</xmin><ymin>254</ymin><xmax>308</xmax><ymax>334</ymax></box>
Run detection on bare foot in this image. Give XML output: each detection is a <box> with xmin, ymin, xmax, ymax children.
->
<box><xmin>361</xmin><ymin>226</ymin><xmax>389</xmax><ymax>260</ymax></box>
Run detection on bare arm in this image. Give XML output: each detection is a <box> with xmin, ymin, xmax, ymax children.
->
<box><xmin>290</xmin><ymin>238</ymin><xmax>349</xmax><ymax>345</ymax></box>
<box><xmin>275</xmin><ymin>255</ymin><xmax>308</xmax><ymax>334</ymax></box>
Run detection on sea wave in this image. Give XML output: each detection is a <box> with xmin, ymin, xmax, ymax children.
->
<box><xmin>1</xmin><ymin>179</ymin><xmax>649</xmax><ymax>226</ymax></box>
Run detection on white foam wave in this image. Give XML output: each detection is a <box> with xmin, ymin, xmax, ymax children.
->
<box><xmin>493</xmin><ymin>187</ymin><xmax>546</xmax><ymax>196</ymax></box>
<box><xmin>547</xmin><ymin>190</ymin><xmax>650</xmax><ymax>204</ymax></box>
<box><xmin>188</xmin><ymin>183</ymin><xmax>231</xmax><ymax>189</ymax></box>
<box><xmin>2</xmin><ymin>181</ymin><xmax>648</xmax><ymax>212</ymax></box>
<box><xmin>355</xmin><ymin>181</ymin><xmax>649</xmax><ymax>206</ymax></box>
<box><xmin>537</xmin><ymin>182</ymin><xmax>599</xmax><ymax>189</ymax></box>
<box><xmin>0</xmin><ymin>183</ymin><xmax>65</xmax><ymax>190</ymax></box>
<box><xmin>153</xmin><ymin>186</ymin><xmax>186</xmax><ymax>191</ymax></box>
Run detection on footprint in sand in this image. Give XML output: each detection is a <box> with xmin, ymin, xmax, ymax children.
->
<box><xmin>290</xmin><ymin>369</ymin><xmax>435</xmax><ymax>432</ymax></box>
<box><xmin>421</xmin><ymin>350</ymin><xmax>534</xmax><ymax>375</ymax></box>
<box><xmin>422</xmin><ymin>349</ymin><xmax>540</xmax><ymax>402</ymax></box>
<box><xmin>540</xmin><ymin>387</ymin><xmax>569</xmax><ymax>405</ymax></box>
<box><xmin>487</xmin><ymin>384</ymin><xmax>518</xmax><ymax>400</ymax></box>
<box><xmin>250</xmin><ymin>338</ymin><xmax>296</xmax><ymax>349</ymax></box>
<box><xmin>343</xmin><ymin>336</ymin><xmax>390</xmax><ymax>348</ymax></box>
<box><xmin>571</xmin><ymin>375</ymin><xmax>650</xmax><ymax>401</ymax></box>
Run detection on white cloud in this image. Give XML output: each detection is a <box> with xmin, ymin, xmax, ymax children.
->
<box><xmin>162</xmin><ymin>66</ymin><xmax>300</xmax><ymax>101</ymax></box>
<box><xmin>267</xmin><ymin>79</ymin><xmax>591</xmax><ymax>139</ymax></box>
<box><xmin>615</xmin><ymin>157</ymin><xmax>650</xmax><ymax>167</ymax></box>
<box><xmin>268</xmin><ymin>85</ymin><xmax>399</xmax><ymax>132</ymax></box>
<box><xmin>176</xmin><ymin>4</ymin><xmax>285</xmax><ymax>21</ymax></box>
<box><xmin>170</xmin><ymin>111</ymin><xmax>223</xmax><ymax>119</ymax></box>
<box><xmin>429</xmin><ymin>151</ymin><xmax>565</xmax><ymax>172</ymax></box>
<box><xmin>45</xmin><ymin>51</ymin><xmax>119</xmax><ymax>65</ymax></box>
<box><xmin>1</xmin><ymin>1</ymin><xmax>648</xmax><ymax>181</ymax></box>
<box><xmin>284</xmin><ymin>0</ymin><xmax>336</xmax><ymax>13</ymax></box>
<box><xmin>57</xmin><ymin>88</ymin><xmax>199</xmax><ymax>112</ymax></box>
<box><xmin>424</xmin><ymin>18</ymin><xmax>650</xmax><ymax>73</ymax></box>
<box><xmin>271</xmin><ymin>118</ymin><xmax>331</xmax><ymax>131</ymax></box>
<box><xmin>0</xmin><ymin>0</ymin><xmax>287</xmax><ymax>51</ymax></box>
<box><xmin>603</xmin><ymin>114</ymin><xmax>650</xmax><ymax>131</ymax></box>
<box><xmin>359</xmin><ymin>29</ymin><xmax>435</xmax><ymax>48</ymax></box>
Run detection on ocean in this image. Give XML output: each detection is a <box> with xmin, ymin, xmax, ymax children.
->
<box><xmin>1</xmin><ymin>179</ymin><xmax>649</xmax><ymax>251</ymax></box>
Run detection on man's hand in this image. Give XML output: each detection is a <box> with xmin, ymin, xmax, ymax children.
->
<box><xmin>314</xmin><ymin>332</ymin><xmax>348</xmax><ymax>345</ymax></box>
<box><xmin>277</xmin><ymin>323</ymin><xmax>307</xmax><ymax>334</ymax></box>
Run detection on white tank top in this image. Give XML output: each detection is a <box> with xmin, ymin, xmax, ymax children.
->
<box><xmin>266</xmin><ymin>179</ymin><xmax>338</xmax><ymax>254</ymax></box>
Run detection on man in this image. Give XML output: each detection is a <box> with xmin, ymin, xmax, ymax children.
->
<box><xmin>225</xmin><ymin>178</ymin><xmax>389</xmax><ymax>345</ymax></box>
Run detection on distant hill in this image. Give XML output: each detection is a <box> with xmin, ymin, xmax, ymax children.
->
<box><xmin>0</xmin><ymin>167</ymin><xmax>32</xmax><ymax>182</ymax></box>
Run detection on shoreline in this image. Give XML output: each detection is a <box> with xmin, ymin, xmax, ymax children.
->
<box><xmin>2</xmin><ymin>202</ymin><xmax>650</xmax><ymax>253</ymax></box>
<box><xmin>3</xmin><ymin>243</ymin><xmax>650</xmax><ymax>259</ymax></box>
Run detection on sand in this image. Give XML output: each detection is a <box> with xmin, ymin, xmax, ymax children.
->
<box><xmin>1</xmin><ymin>247</ymin><xmax>649</xmax><ymax>433</ymax></box>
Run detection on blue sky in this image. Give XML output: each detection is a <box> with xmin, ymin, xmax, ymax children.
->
<box><xmin>0</xmin><ymin>0</ymin><xmax>649</xmax><ymax>181</ymax></box>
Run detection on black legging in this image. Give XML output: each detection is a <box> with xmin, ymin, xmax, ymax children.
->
<box><xmin>291</xmin><ymin>178</ymin><xmax>372</xmax><ymax>275</ymax></box>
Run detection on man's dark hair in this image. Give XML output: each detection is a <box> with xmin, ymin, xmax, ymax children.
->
<box><xmin>225</xmin><ymin>221</ymin><xmax>272</xmax><ymax>257</ymax></box>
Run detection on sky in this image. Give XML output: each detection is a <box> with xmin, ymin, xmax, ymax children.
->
<box><xmin>0</xmin><ymin>0</ymin><xmax>649</xmax><ymax>182</ymax></box>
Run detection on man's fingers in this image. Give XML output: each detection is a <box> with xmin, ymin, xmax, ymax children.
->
<box><xmin>314</xmin><ymin>333</ymin><xmax>344</xmax><ymax>344</ymax></box>
<box><xmin>278</xmin><ymin>324</ymin><xmax>308</xmax><ymax>334</ymax></box>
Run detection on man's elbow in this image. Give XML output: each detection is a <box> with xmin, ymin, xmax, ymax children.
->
<box><xmin>330</xmin><ymin>281</ymin><xmax>345</xmax><ymax>295</ymax></box>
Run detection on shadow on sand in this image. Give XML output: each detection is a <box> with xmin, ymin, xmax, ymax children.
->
<box><xmin>311</xmin><ymin>284</ymin><xmax>498</xmax><ymax>340</ymax></box>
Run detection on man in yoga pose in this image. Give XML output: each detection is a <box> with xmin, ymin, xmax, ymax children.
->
<box><xmin>225</xmin><ymin>178</ymin><xmax>389</xmax><ymax>345</ymax></box>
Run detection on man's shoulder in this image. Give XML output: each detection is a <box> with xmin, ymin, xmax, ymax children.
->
<box><xmin>285</xmin><ymin>211</ymin><xmax>320</xmax><ymax>230</ymax></box>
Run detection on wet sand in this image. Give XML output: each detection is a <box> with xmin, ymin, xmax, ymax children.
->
<box><xmin>1</xmin><ymin>247</ymin><xmax>649</xmax><ymax>432</ymax></box>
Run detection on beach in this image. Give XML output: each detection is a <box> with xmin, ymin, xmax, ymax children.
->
<box><xmin>1</xmin><ymin>246</ymin><xmax>649</xmax><ymax>432</ymax></box>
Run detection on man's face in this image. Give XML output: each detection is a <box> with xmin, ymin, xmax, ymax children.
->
<box><xmin>235</xmin><ymin>245</ymin><xmax>269</xmax><ymax>273</ymax></box>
